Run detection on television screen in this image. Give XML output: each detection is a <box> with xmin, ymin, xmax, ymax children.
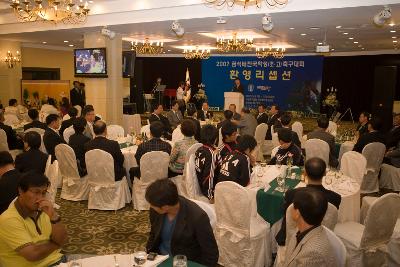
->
<box><xmin>74</xmin><ymin>48</ymin><xmax>107</xmax><ymax>77</ymax></box>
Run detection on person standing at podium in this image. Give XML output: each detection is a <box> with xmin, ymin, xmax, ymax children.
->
<box><xmin>232</xmin><ymin>78</ymin><xmax>244</xmax><ymax>94</ymax></box>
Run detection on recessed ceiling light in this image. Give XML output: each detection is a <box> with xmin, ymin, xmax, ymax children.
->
<box><xmin>392</xmin><ymin>36</ymin><xmax>397</xmax><ymax>39</ymax></box>
<box><xmin>289</xmin><ymin>27</ymin><xmax>295</xmax><ymax>30</ymax></box>
<box><xmin>68</xmin><ymin>44</ymin><xmax>74</xmax><ymax>47</ymax></box>
<box><xmin>300</xmin><ymin>33</ymin><xmax>307</xmax><ymax>36</ymax></box>
<box><xmin>336</xmin><ymin>26</ymin><xmax>342</xmax><ymax>29</ymax></box>
<box><xmin>354</xmin><ymin>41</ymin><xmax>359</xmax><ymax>44</ymax></box>
<box><xmin>167</xmin><ymin>49</ymin><xmax>171</xmax><ymax>52</ymax></box>
<box><xmin>88</xmin><ymin>0</ymin><xmax>93</xmax><ymax>3</ymax></box>
<box><xmin>391</xmin><ymin>30</ymin><xmax>397</xmax><ymax>33</ymax></box>
<box><xmin>318</xmin><ymin>42</ymin><xmax>323</xmax><ymax>45</ymax></box>
<box><xmin>42</xmin><ymin>41</ymin><xmax>47</xmax><ymax>44</ymax></box>
<box><xmin>343</xmin><ymin>32</ymin><xmax>349</xmax><ymax>35</ymax></box>
<box><xmin>362</xmin><ymin>48</ymin><xmax>365</xmax><ymax>50</ymax></box>
<box><xmin>331</xmin><ymin>48</ymin><xmax>335</xmax><ymax>51</ymax></box>
<box><xmin>348</xmin><ymin>37</ymin><xmax>354</xmax><ymax>40</ymax></box>
<box><xmin>393</xmin><ymin>40</ymin><xmax>398</xmax><ymax>43</ymax></box>
<box><xmin>309</xmin><ymin>27</ymin><xmax>320</xmax><ymax>30</ymax></box>
<box><xmin>63</xmin><ymin>40</ymin><xmax>69</xmax><ymax>43</ymax></box>
<box><xmin>389</xmin><ymin>23</ymin><xmax>396</xmax><ymax>27</ymax></box>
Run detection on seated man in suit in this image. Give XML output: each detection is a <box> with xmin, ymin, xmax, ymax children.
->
<box><xmin>69</xmin><ymin>117</ymin><xmax>91</xmax><ymax>177</ymax></box>
<box><xmin>269</xmin><ymin>128</ymin><xmax>304</xmax><ymax>166</ymax></box>
<box><xmin>146</xmin><ymin>179</ymin><xmax>219</xmax><ymax>267</ymax></box>
<box><xmin>0</xmin><ymin>111</ymin><xmax>23</xmax><ymax>150</ymax></box>
<box><xmin>0</xmin><ymin>151</ymin><xmax>21</xmax><ymax>214</ymax></box>
<box><xmin>279</xmin><ymin>112</ymin><xmax>301</xmax><ymax>148</ymax></box>
<box><xmin>356</xmin><ymin>111</ymin><xmax>370</xmax><ymax>140</ymax></box>
<box><xmin>197</xmin><ymin>102</ymin><xmax>213</xmax><ymax>121</ymax></box>
<box><xmin>217</xmin><ymin>110</ymin><xmax>233</xmax><ymax>130</ymax></box>
<box><xmin>166</xmin><ymin>100</ymin><xmax>183</xmax><ymax>130</ymax></box>
<box><xmin>59</xmin><ymin>107</ymin><xmax>78</xmax><ymax>137</ymax></box>
<box><xmin>185</xmin><ymin>106</ymin><xmax>201</xmax><ymax>141</ymax></box>
<box><xmin>384</xmin><ymin>140</ymin><xmax>400</xmax><ymax>168</ymax></box>
<box><xmin>307</xmin><ymin>116</ymin><xmax>338</xmax><ymax>168</ymax></box>
<box><xmin>353</xmin><ymin>117</ymin><xmax>386</xmax><ymax>153</ymax></box>
<box><xmin>82</xmin><ymin>105</ymin><xmax>95</xmax><ymax>139</ymax></box>
<box><xmin>217</xmin><ymin>121</ymin><xmax>238</xmax><ymax>161</ymax></box>
<box><xmin>149</xmin><ymin>104</ymin><xmax>172</xmax><ymax>139</ymax></box>
<box><xmin>386</xmin><ymin>113</ymin><xmax>400</xmax><ymax>149</ymax></box>
<box><xmin>24</xmin><ymin>109</ymin><xmax>47</xmax><ymax>131</ymax></box>
<box><xmin>256</xmin><ymin>103</ymin><xmax>269</xmax><ymax>125</ymax></box>
<box><xmin>84</xmin><ymin>120</ymin><xmax>125</xmax><ymax>181</ymax></box>
<box><xmin>130</xmin><ymin>121</ymin><xmax>172</xmax><ymax>179</ymax></box>
<box><xmin>275</xmin><ymin>157</ymin><xmax>341</xmax><ymax>246</ymax></box>
<box><xmin>266</xmin><ymin>104</ymin><xmax>281</xmax><ymax>140</ymax></box>
<box><xmin>15</xmin><ymin>131</ymin><xmax>49</xmax><ymax>174</ymax></box>
<box><xmin>229</xmin><ymin>103</ymin><xmax>241</xmax><ymax>121</ymax></box>
<box><xmin>235</xmin><ymin>107</ymin><xmax>257</xmax><ymax>136</ymax></box>
<box><xmin>283</xmin><ymin>188</ymin><xmax>338</xmax><ymax>267</ymax></box>
<box><xmin>43</xmin><ymin>114</ymin><xmax>65</xmax><ymax>162</ymax></box>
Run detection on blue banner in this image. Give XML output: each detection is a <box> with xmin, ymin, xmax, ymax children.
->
<box><xmin>202</xmin><ymin>56</ymin><xmax>324</xmax><ymax>113</ymax></box>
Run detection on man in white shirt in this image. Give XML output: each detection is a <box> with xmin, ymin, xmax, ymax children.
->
<box><xmin>4</xmin><ymin>99</ymin><xmax>22</xmax><ymax>120</ymax></box>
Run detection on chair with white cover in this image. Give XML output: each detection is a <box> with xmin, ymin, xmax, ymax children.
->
<box><xmin>62</xmin><ymin>114</ymin><xmax>71</xmax><ymax>121</ymax></box>
<box><xmin>107</xmin><ymin>125</ymin><xmax>125</xmax><ymax>140</ymax></box>
<box><xmin>25</xmin><ymin>128</ymin><xmax>47</xmax><ymax>153</ymax></box>
<box><xmin>272</xmin><ymin>132</ymin><xmax>280</xmax><ymax>148</ymax></box>
<box><xmin>140</xmin><ymin>125</ymin><xmax>151</xmax><ymax>138</ymax></box>
<box><xmin>0</xmin><ymin>129</ymin><xmax>9</xmax><ymax>152</ymax></box>
<box><xmin>361</xmin><ymin>142</ymin><xmax>386</xmax><ymax>193</ymax></box>
<box><xmin>340</xmin><ymin>151</ymin><xmax>367</xmax><ymax>185</ymax></box>
<box><xmin>254</xmin><ymin>123</ymin><xmax>268</xmax><ymax>160</ymax></box>
<box><xmin>323</xmin><ymin>226</ymin><xmax>347</xmax><ymax>267</ymax></box>
<box><xmin>334</xmin><ymin>193</ymin><xmax>400</xmax><ymax>267</ymax></box>
<box><xmin>214</xmin><ymin>181</ymin><xmax>270</xmax><ymax>267</ymax></box>
<box><xmin>45</xmin><ymin>159</ymin><xmax>60</xmax><ymax>207</ymax></box>
<box><xmin>379</xmin><ymin>164</ymin><xmax>400</xmax><ymax>192</ymax></box>
<box><xmin>190</xmin><ymin>199</ymin><xmax>216</xmax><ymax>228</ymax></box>
<box><xmin>55</xmin><ymin>144</ymin><xmax>89</xmax><ymax>201</ymax></box>
<box><xmin>39</xmin><ymin>111</ymin><xmax>49</xmax><ymax>123</ymax></box>
<box><xmin>3</xmin><ymin>114</ymin><xmax>19</xmax><ymax>126</ymax></box>
<box><xmin>185</xmin><ymin>154</ymin><xmax>210</xmax><ymax>203</ymax></box>
<box><xmin>291</xmin><ymin>121</ymin><xmax>303</xmax><ymax>141</ymax></box>
<box><xmin>304</xmin><ymin>139</ymin><xmax>330</xmax><ymax>167</ymax></box>
<box><xmin>132</xmin><ymin>151</ymin><xmax>169</xmax><ymax>210</ymax></box>
<box><xmin>175</xmin><ymin>143</ymin><xmax>202</xmax><ymax>197</ymax></box>
<box><xmin>63</xmin><ymin>126</ymin><xmax>75</xmax><ymax>143</ymax></box>
<box><xmin>74</xmin><ymin>105</ymin><xmax>82</xmax><ymax>117</ymax></box>
<box><xmin>327</xmin><ymin>121</ymin><xmax>338</xmax><ymax>137</ymax></box>
<box><xmin>85</xmin><ymin>149</ymin><xmax>131</xmax><ymax>210</ymax></box>
<box><xmin>172</xmin><ymin>125</ymin><xmax>184</xmax><ymax>144</ymax></box>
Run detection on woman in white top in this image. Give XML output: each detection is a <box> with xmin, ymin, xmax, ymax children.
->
<box><xmin>176</xmin><ymin>81</ymin><xmax>185</xmax><ymax>100</ymax></box>
<box><xmin>40</xmin><ymin>98</ymin><xmax>60</xmax><ymax>118</ymax></box>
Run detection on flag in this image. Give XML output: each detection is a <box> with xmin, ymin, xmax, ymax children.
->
<box><xmin>185</xmin><ymin>67</ymin><xmax>190</xmax><ymax>85</ymax></box>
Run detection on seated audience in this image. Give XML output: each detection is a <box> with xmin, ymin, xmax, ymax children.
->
<box><xmin>15</xmin><ymin>131</ymin><xmax>49</xmax><ymax>174</ymax></box>
<box><xmin>307</xmin><ymin>116</ymin><xmax>339</xmax><ymax>167</ymax></box>
<box><xmin>40</xmin><ymin>98</ymin><xmax>59</xmax><ymax>116</ymax></box>
<box><xmin>356</xmin><ymin>111</ymin><xmax>370</xmax><ymax>139</ymax></box>
<box><xmin>146</xmin><ymin>179</ymin><xmax>219</xmax><ymax>266</ymax></box>
<box><xmin>82</xmin><ymin>105</ymin><xmax>95</xmax><ymax>139</ymax></box>
<box><xmin>166</xmin><ymin>100</ymin><xmax>183</xmax><ymax>130</ymax></box>
<box><xmin>69</xmin><ymin>117</ymin><xmax>91</xmax><ymax>177</ymax></box>
<box><xmin>185</xmin><ymin>106</ymin><xmax>201</xmax><ymax>141</ymax></box>
<box><xmin>217</xmin><ymin>110</ymin><xmax>233</xmax><ymax>130</ymax></box>
<box><xmin>85</xmin><ymin>120</ymin><xmax>125</xmax><ymax>181</ymax></box>
<box><xmin>4</xmin><ymin>99</ymin><xmax>19</xmax><ymax>118</ymax></box>
<box><xmin>270</xmin><ymin>128</ymin><xmax>303</xmax><ymax>166</ymax></box>
<box><xmin>0</xmin><ymin>111</ymin><xmax>24</xmax><ymax>150</ymax></box>
<box><xmin>0</xmin><ymin>171</ymin><xmax>67</xmax><ymax>266</ymax></box>
<box><xmin>229</xmin><ymin>103</ymin><xmax>241</xmax><ymax>121</ymax></box>
<box><xmin>169</xmin><ymin>120</ymin><xmax>197</xmax><ymax>177</ymax></box>
<box><xmin>279</xmin><ymin>112</ymin><xmax>301</xmax><ymax>148</ymax></box>
<box><xmin>130</xmin><ymin>121</ymin><xmax>172</xmax><ymax>179</ymax></box>
<box><xmin>275</xmin><ymin>157</ymin><xmax>341</xmax><ymax>246</ymax></box>
<box><xmin>59</xmin><ymin>107</ymin><xmax>78</xmax><ymax>137</ymax></box>
<box><xmin>386</xmin><ymin>113</ymin><xmax>400</xmax><ymax>149</ymax></box>
<box><xmin>266</xmin><ymin>104</ymin><xmax>281</xmax><ymax>140</ymax></box>
<box><xmin>0</xmin><ymin>151</ymin><xmax>21</xmax><ymax>214</ymax></box>
<box><xmin>283</xmin><ymin>188</ymin><xmax>338</xmax><ymax>267</ymax></box>
<box><xmin>218</xmin><ymin>134</ymin><xmax>257</xmax><ymax>187</ymax></box>
<box><xmin>195</xmin><ymin>125</ymin><xmax>220</xmax><ymax>200</ymax></box>
<box><xmin>353</xmin><ymin>117</ymin><xmax>386</xmax><ymax>153</ymax></box>
<box><xmin>59</xmin><ymin>97</ymin><xmax>70</xmax><ymax>117</ymax></box>
<box><xmin>256</xmin><ymin>103</ymin><xmax>269</xmax><ymax>125</ymax></box>
<box><xmin>149</xmin><ymin>104</ymin><xmax>172</xmax><ymax>139</ymax></box>
<box><xmin>384</xmin><ymin>140</ymin><xmax>400</xmax><ymax>168</ymax></box>
<box><xmin>217</xmin><ymin>121</ymin><xmax>238</xmax><ymax>161</ymax></box>
<box><xmin>24</xmin><ymin>109</ymin><xmax>47</xmax><ymax>131</ymax></box>
<box><xmin>235</xmin><ymin>107</ymin><xmax>257</xmax><ymax>136</ymax></box>
<box><xmin>43</xmin><ymin>114</ymin><xmax>65</xmax><ymax>162</ymax></box>
<box><xmin>197</xmin><ymin>102</ymin><xmax>213</xmax><ymax>121</ymax></box>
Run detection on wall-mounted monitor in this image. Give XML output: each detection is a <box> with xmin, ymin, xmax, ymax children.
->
<box><xmin>74</xmin><ymin>48</ymin><xmax>107</xmax><ymax>77</ymax></box>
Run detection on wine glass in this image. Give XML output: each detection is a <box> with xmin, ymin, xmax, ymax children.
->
<box><xmin>173</xmin><ymin>255</ymin><xmax>187</xmax><ymax>267</ymax></box>
<box><xmin>276</xmin><ymin>158</ymin><xmax>282</xmax><ymax>169</ymax></box>
<box><xmin>256</xmin><ymin>163</ymin><xmax>264</xmax><ymax>178</ymax></box>
<box><xmin>133</xmin><ymin>251</ymin><xmax>147</xmax><ymax>266</ymax></box>
<box><xmin>276</xmin><ymin>175</ymin><xmax>285</xmax><ymax>192</ymax></box>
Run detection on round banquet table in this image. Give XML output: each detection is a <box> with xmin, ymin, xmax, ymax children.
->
<box><xmin>58</xmin><ymin>254</ymin><xmax>170</xmax><ymax>267</ymax></box>
<box><xmin>158</xmin><ymin>257</ymin><xmax>205</xmax><ymax>267</ymax></box>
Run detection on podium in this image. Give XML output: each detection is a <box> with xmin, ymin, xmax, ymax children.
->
<box><xmin>224</xmin><ymin>92</ymin><xmax>244</xmax><ymax>111</ymax></box>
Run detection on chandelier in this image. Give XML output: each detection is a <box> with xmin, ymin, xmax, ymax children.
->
<box><xmin>130</xmin><ymin>39</ymin><xmax>164</xmax><ymax>55</ymax></box>
<box><xmin>10</xmin><ymin>0</ymin><xmax>91</xmax><ymax>24</ymax></box>
<box><xmin>256</xmin><ymin>45</ymin><xmax>285</xmax><ymax>58</ymax></box>
<box><xmin>216</xmin><ymin>33</ymin><xmax>253</xmax><ymax>53</ymax></box>
<box><xmin>4</xmin><ymin>51</ymin><xmax>21</xmax><ymax>69</ymax></box>
<box><xmin>204</xmin><ymin>0</ymin><xmax>288</xmax><ymax>8</ymax></box>
<box><xmin>183</xmin><ymin>47</ymin><xmax>211</xmax><ymax>60</ymax></box>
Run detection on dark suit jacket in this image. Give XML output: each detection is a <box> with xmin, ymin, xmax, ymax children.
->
<box><xmin>59</xmin><ymin>117</ymin><xmax>76</xmax><ymax>137</ymax></box>
<box><xmin>146</xmin><ymin>197</ymin><xmax>219</xmax><ymax>267</ymax></box>
<box><xmin>307</xmin><ymin>129</ymin><xmax>339</xmax><ymax>168</ymax></box>
<box><xmin>186</xmin><ymin>117</ymin><xmax>201</xmax><ymax>141</ymax></box>
<box><xmin>43</xmin><ymin>128</ymin><xmax>66</xmax><ymax>162</ymax></box>
<box><xmin>15</xmin><ymin>149</ymin><xmax>49</xmax><ymax>174</ymax></box>
<box><xmin>23</xmin><ymin>120</ymin><xmax>47</xmax><ymax>131</ymax></box>
<box><xmin>232</xmin><ymin>84</ymin><xmax>244</xmax><ymax>94</ymax></box>
<box><xmin>70</xmin><ymin>88</ymin><xmax>86</xmax><ymax>108</ymax></box>
<box><xmin>0</xmin><ymin>122</ymin><xmax>23</xmax><ymax>150</ymax></box>
<box><xmin>149</xmin><ymin>113</ymin><xmax>172</xmax><ymax>135</ymax></box>
<box><xmin>0</xmin><ymin>169</ymin><xmax>20</xmax><ymax>214</ymax></box>
<box><xmin>256</xmin><ymin>113</ymin><xmax>268</xmax><ymax>125</ymax></box>
<box><xmin>386</xmin><ymin>126</ymin><xmax>400</xmax><ymax>149</ymax></box>
<box><xmin>84</xmin><ymin>136</ymin><xmax>125</xmax><ymax>181</ymax></box>
<box><xmin>197</xmin><ymin>110</ymin><xmax>213</xmax><ymax>121</ymax></box>
<box><xmin>69</xmin><ymin>133</ymin><xmax>91</xmax><ymax>176</ymax></box>
<box><xmin>266</xmin><ymin>113</ymin><xmax>279</xmax><ymax>140</ymax></box>
<box><xmin>353</xmin><ymin>131</ymin><xmax>386</xmax><ymax>153</ymax></box>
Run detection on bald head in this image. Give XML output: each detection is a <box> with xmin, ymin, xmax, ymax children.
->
<box><xmin>93</xmin><ymin>120</ymin><xmax>107</xmax><ymax>136</ymax></box>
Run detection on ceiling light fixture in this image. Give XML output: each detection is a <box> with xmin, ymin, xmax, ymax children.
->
<box><xmin>64</xmin><ymin>40</ymin><xmax>69</xmax><ymax>43</ymax></box>
<box><xmin>343</xmin><ymin>32</ymin><xmax>349</xmax><ymax>35</ymax></box>
<box><xmin>354</xmin><ymin>41</ymin><xmax>359</xmax><ymax>44</ymax></box>
<box><xmin>68</xmin><ymin>44</ymin><xmax>74</xmax><ymax>47</ymax></box>
<box><xmin>256</xmin><ymin>44</ymin><xmax>285</xmax><ymax>59</ymax></box>
<box><xmin>390</xmin><ymin>30</ymin><xmax>397</xmax><ymax>33</ymax></box>
<box><xmin>10</xmin><ymin>0</ymin><xmax>92</xmax><ymax>24</ymax></box>
<box><xmin>216</xmin><ymin>32</ymin><xmax>253</xmax><ymax>53</ymax></box>
<box><xmin>392</xmin><ymin>36</ymin><xmax>397</xmax><ymax>39</ymax></box>
<box><xmin>130</xmin><ymin>39</ymin><xmax>164</xmax><ymax>55</ymax></box>
<box><xmin>348</xmin><ymin>37</ymin><xmax>354</xmax><ymax>40</ymax></box>
<box><xmin>4</xmin><ymin>50</ymin><xmax>21</xmax><ymax>69</ymax></box>
<box><xmin>42</xmin><ymin>41</ymin><xmax>47</xmax><ymax>44</ymax></box>
<box><xmin>300</xmin><ymin>33</ymin><xmax>307</xmax><ymax>36</ymax></box>
<box><xmin>389</xmin><ymin>23</ymin><xmax>396</xmax><ymax>27</ymax></box>
<box><xmin>262</xmin><ymin>14</ymin><xmax>274</xmax><ymax>32</ymax></box>
<box><xmin>373</xmin><ymin>6</ymin><xmax>392</xmax><ymax>27</ymax></box>
<box><xmin>289</xmin><ymin>27</ymin><xmax>295</xmax><ymax>30</ymax></box>
<box><xmin>183</xmin><ymin>46</ymin><xmax>211</xmax><ymax>60</ymax></box>
<box><xmin>310</xmin><ymin>27</ymin><xmax>320</xmax><ymax>30</ymax></box>
<box><xmin>393</xmin><ymin>40</ymin><xmax>398</xmax><ymax>43</ymax></box>
<box><xmin>171</xmin><ymin>21</ymin><xmax>185</xmax><ymax>38</ymax></box>
<box><xmin>335</xmin><ymin>26</ymin><xmax>342</xmax><ymax>29</ymax></box>
<box><xmin>203</xmin><ymin>0</ymin><xmax>289</xmax><ymax>9</ymax></box>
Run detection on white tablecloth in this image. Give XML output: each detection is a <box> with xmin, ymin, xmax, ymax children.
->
<box><xmin>58</xmin><ymin>254</ymin><xmax>168</xmax><ymax>267</ymax></box>
<box><xmin>338</xmin><ymin>141</ymin><xmax>355</xmax><ymax>162</ymax></box>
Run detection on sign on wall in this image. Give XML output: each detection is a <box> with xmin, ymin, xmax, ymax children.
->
<box><xmin>202</xmin><ymin>56</ymin><xmax>324</xmax><ymax>113</ymax></box>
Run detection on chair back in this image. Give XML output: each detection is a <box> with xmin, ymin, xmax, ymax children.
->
<box><xmin>85</xmin><ymin>149</ymin><xmax>115</xmax><ymax>186</ymax></box>
<box><xmin>271</xmin><ymin>145</ymin><xmax>280</xmax><ymax>158</ymax></box>
<box><xmin>140</xmin><ymin>151</ymin><xmax>169</xmax><ymax>183</ymax></box>
<box><xmin>321</xmin><ymin>203</ymin><xmax>339</xmax><ymax>230</ymax></box>
<box><xmin>185</xmin><ymin>154</ymin><xmax>206</xmax><ymax>200</ymax></box>
<box><xmin>254</xmin><ymin>123</ymin><xmax>268</xmax><ymax>145</ymax></box>
<box><xmin>340</xmin><ymin>151</ymin><xmax>367</xmax><ymax>184</ymax></box>
<box><xmin>3</xmin><ymin>114</ymin><xmax>19</xmax><ymax>126</ymax></box>
<box><xmin>140</xmin><ymin>125</ymin><xmax>151</xmax><ymax>138</ymax></box>
<box><xmin>172</xmin><ymin>125</ymin><xmax>184</xmax><ymax>143</ymax></box>
<box><xmin>272</xmin><ymin>132</ymin><xmax>280</xmax><ymax>148</ymax></box>
<box><xmin>62</xmin><ymin>114</ymin><xmax>71</xmax><ymax>121</ymax></box>
<box><xmin>305</xmin><ymin>139</ymin><xmax>330</xmax><ymax>166</ymax></box>
<box><xmin>46</xmin><ymin>160</ymin><xmax>59</xmax><ymax>204</ymax></box>
<box><xmin>63</xmin><ymin>126</ymin><xmax>75</xmax><ymax>143</ymax></box>
<box><xmin>44</xmin><ymin>155</ymin><xmax>52</xmax><ymax>176</ymax></box>
<box><xmin>361</xmin><ymin>193</ymin><xmax>400</xmax><ymax>249</ymax></box>
<box><xmin>291</xmin><ymin>121</ymin><xmax>303</xmax><ymax>141</ymax></box>
<box><xmin>0</xmin><ymin>129</ymin><xmax>9</xmax><ymax>152</ymax></box>
<box><xmin>362</xmin><ymin>142</ymin><xmax>386</xmax><ymax>172</ymax></box>
<box><xmin>39</xmin><ymin>111</ymin><xmax>49</xmax><ymax>123</ymax></box>
<box><xmin>73</xmin><ymin>105</ymin><xmax>82</xmax><ymax>117</ymax></box>
<box><xmin>327</xmin><ymin>121</ymin><xmax>338</xmax><ymax>137</ymax></box>
<box><xmin>107</xmin><ymin>125</ymin><xmax>125</xmax><ymax>140</ymax></box>
<box><xmin>24</xmin><ymin>127</ymin><xmax>45</xmax><ymax>135</ymax></box>
<box><xmin>191</xmin><ymin>199</ymin><xmax>216</xmax><ymax>227</ymax></box>
<box><xmin>323</xmin><ymin>226</ymin><xmax>347</xmax><ymax>267</ymax></box>
<box><xmin>184</xmin><ymin>143</ymin><xmax>202</xmax><ymax>163</ymax></box>
<box><xmin>55</xmin><ymin>144</ymin><xmax>80</xmax><ymax>179</ymax></box>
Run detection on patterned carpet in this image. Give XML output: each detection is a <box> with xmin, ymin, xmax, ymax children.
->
<box><xmin>56</xmin><ymin>192</ymin><xmax>150</xmax><ymax>255</ymax></box>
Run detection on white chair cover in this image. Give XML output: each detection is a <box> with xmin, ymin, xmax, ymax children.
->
<box><xmin>271</xmin><ymin>146</ymin><xmax>280</xmax><ymax>158</ymax></box>
<box><xmin>106</xmin><ymin>125</ymin><xmax>125</xmax><ymax>140</ymax></box>
<box><xmin>335</xmin><ymin>193</ymin><xmax>400</xmax><ymax>267</ymax></box>
<box><xmin>3</xmin><ymin>114</ymin><xmax>19</xmax><ymax>126</ymax></box>
<box><xmin>327</xmin><ymin>121</ymin><xmax>338</xmax><ymax>137</ymax></box>
<box><xmin>380</xmin><ymin>164</ymin><xmax>400</xmax><ymax>192</ymax></box>
<box><xmin>340</xmin><ymin>151</ymin><xmax>367</xmax><ymax>185</ymax></box>
<box><xmin>172</xmin><ymin>125</ymin><xmax>184</xmax><ymax>144</ymax></box>
<box><xmin>185</xmin><ymin>154</ymin><xmax>210</xmax><ymax>203</ymax></box>
<box><xmin>140</xmin><ymin>125</ymin><xmax>151</xmax><ymax>138</ymax></box>
<box><xmin>218</xmin><ymin>127</ymin><xmax>223</xmax><ymax>147</ymax></box>
<box><xmin>255</xmin><ymin>123</ymin><xmax>268</xmax><ymax>159</ymax></box>
<box><xmin>291</xmin><ymin>121</ymin><xmax>303</xmax><ymax>141</ymax></box>
<box><xmin>305</xmin><ymin>139</ymin><xmax>330</xmax><ymax>167</ymax></box>
<box><xmin>85</xmin><ymin>149</ymin><xmax>131</xmax><ymax>210</ymax></box>
<box><xmin>63</xmin><ymin>126</ymin><xmax>75</xmax><ymax>144</ymax></box>
<box><xmin>123</xmin><ymin>114</ymin><xmax>141</xmax><ymax>136</ymax></box>
<box><xmin>73</xmin><ymin>105</ymin><xmax>82</xmax><ymax>117</ymax></box>
<box><xmin>214</xmin><ymin>181</ymin><xmax>270</xmax><ymax>267</ymax></box>
<box><xmin>25</xmin><ymin>128</ymin><xmax>47</xmax><ymax>154</ymax></box>
<box><xmin>272</xmin><ymin>133</ymin><xmax>280</xmax><ymax>148</ymax></box>
<box><xmin>39</xmin><ymin>111</ymin><xmax>49</xmax><ymax>123</ymax></box>
<box><xmin>45</xmin><ymin>159</ymin><xmax>59</xmax><ymax>207</ymax></box>
<box><xmin>132</xmin><ymin>151</ymin><xmax>169</xmax><ymax>210</ymax></box>
<box><xmin>323</xmin><ymin>226</ymin><xmax>347</xmax><ymax>267</ymax></box>
<box><xmin>55</xmin><ymin>144</ymin><xmax>89</xmax><ymax>201</ymax></box>
<box><xmin>361</xmin><ymin>142</ymin><xmax>386</xmax><ymax>193</ymax></box>
<box><xmin>0</xmin><ymin>129</ymin><xmax>9</xmax><ymax>151</ymax></box>
<box><xmin>191</xmin><ymin>199</ymin><xmax>216</xmax><ymax>228</ymax></box>
<box><xmin>62</xmin><ymin>114</ymin><xmax>71</xmax><ymax>121</ymax></box>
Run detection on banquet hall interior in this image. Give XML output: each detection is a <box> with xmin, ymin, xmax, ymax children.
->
<box><xmin>1</xmin><ymin>0</ymin><xmax>400</xmax><ymax>266</ymax></box>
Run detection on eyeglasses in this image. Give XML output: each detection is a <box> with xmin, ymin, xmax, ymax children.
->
<box><xmin>28</xmin><ymin>189</ymin><xmax>49</xmax><ymax>197</ymax></box>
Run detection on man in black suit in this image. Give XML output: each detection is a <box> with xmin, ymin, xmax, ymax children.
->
<box><xmin>149</xmin><ymin>104</ymin><xmax>172</xmax><ymax>139</ymax></box>
<box><xmin>146</xmin><ymin>179</ymin><xmax>219</xmax><ymax>266</ymax></box>
<box><xmin>68</xmin><ymin>117</ymin><xmax>91</xmax><ymax>177</ymax></box>
<box><xmin>232</xmin><ymin>78</ymin><xmax>244</xmax><ymax>94</ymax></box>
<box><xmin>84</xmin><ymin>120</ymin><xmax>125</xmax><ymax>181</ymax></box>
<box><xmin>59</xmin><ymin>107</ymin><xmax>78</xmax><ymax>137</ymax></box>
<box><xmin>256</xmin><ymin>103</ymin><xmax>268</xmax><ymax>125</ymax></box>
<box><xmin>0</xmin><ymin>151</ymin><xmax>21</xmax><ymax>214</ymax></box>
<box><xmin>43</xmin><ymin>114</ymin><xmax>65</xmax><ymax>162</ymax></box>
<box><xmin>279</xmin><ymin>112</ymin><xmax>301</xmax><ymax>148</ymax></box>
<box><xmin>0</xmin><ymin>111</ymin><xmax>23</xmax><ymax>150</ymax></box>
<box><xmin>266</xmin><ymin>104</ymin><xmax>280</xmax><ymax>140</ymax></box>
<box><xmin>70</xmin><ymin>81</ymin><xmax>86</xmax><ymax>108</ymax></box>
<box><xmin>386</xmin><ymin>113</ymin><xmax>400</xmax><ymax>149</ymax></box>
<box><xmin>15</xmin><ymin>131</ymin><xmax>49</xmax><ymax>174</ymax></box>
<box><xmin>229</xmin><ymin>104</ymin><xmax>241</xmax><ymax>121</ymax></box>
<box><xmin>185</xmin><ymin>106</ymin><xmax>201</xmax><ymax>141</ymax></box>
<box><xmin>217</xmin><ymin>110</ymin><xmax>233</xmax><ymax>130</ymax></box>
<box><xmin>353</xmin><ymin>117</ymin><xmax>386</xmax><ymax>153</ymax></box>
<box><xmin>24</xmin><ymin>109</ymin><xmax>47</xmax><ymax>131</ymax></box>
<box><xmin>197</xmin><ymin>102</ymin><xmax>213</xmax><ymax>121</ymax></box>
<box><xmin>275</xmin><ymin>157</ymin><xmax>341</xmax><ymax>246</ymax></box>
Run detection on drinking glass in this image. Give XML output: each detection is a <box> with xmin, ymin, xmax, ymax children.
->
<box><xmin>173</xmin><ymin>255</ymin><xmax>187</xmax><ymax>267</ymax></box>
<box><xmin>276</xmin><ymin>158</ymin><xmax>282</xmax><ymax>169</ymax></box>
<box><xmin>68</xmin><ymin>255</ymin><xmax>82</xmax><ymax>267</ymax></box>
<box><xmin>133</xmin><ymin>251</ymin><xmax>147</xmax><ymax>266</ymax></box>
<box><xmin>256</xmin><ymin>163</ymin><xmax>264</xmax><ymax>178</ymax></box>
<box><xmin>276</xmin><ymin>175</ymin><xmax>285</xmax><ymax>192</ymax></box>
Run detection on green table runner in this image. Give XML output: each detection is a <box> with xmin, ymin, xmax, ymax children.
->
<box><xmin>158</xmin><ymin>257</ymin><xmax>205</xmax><ymax>267</ymax></box>
<box><xmin>256</xmin><ymin>178</ymin><xmax>300</xmax><ymax>225</ymax></box>
<box><xmin>119</xmin><ymin>142</ymin><xmax>134</xmax><ymax>149</ymax></box>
